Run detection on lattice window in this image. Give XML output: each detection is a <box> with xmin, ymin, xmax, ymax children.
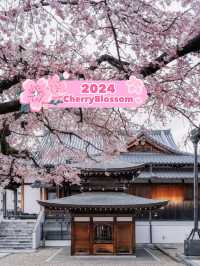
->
<box><xmin>94</xmin><ymin>224</ymin><xmax>112</xmax><ymax>243</ymax></box>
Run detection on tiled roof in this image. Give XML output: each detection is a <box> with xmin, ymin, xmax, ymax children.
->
<box><xmin>138</xmin><ymin>170</ymin><xmax>199</xmax><ymax>179</ymax></box>
<box><xmin>147</xmin><ymin>129</ymin><xmax>179</xmax><ymax>152</ymax></box>
<box><xmin>71</xmin><ymin>158</ymin><xmax>144</xmax><ymax>172</ymax></box>
<box><xmin>38</xmin><ymin>192</ymin><xmax>168</xmax><ymax>209</ymax></box>
<box><xmin>120</xmin><ymin>152</ymin><xmax>197</xmax><ymax>165</ymax></box>
<box><xmin>33</xmin><ymin>129</ymin><xmax>193</xmax><ymax>167</ymax></box>
<box><xmin>128</xmin><ymin>129</ymin><xmax>182</xmax><ymax>154</ymax></box>
<box><xmin>33</xmin><ymin>132</ymin><xmax>102</xmax><ymax>165</ymax></box>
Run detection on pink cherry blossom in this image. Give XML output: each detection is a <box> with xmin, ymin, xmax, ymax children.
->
<box><xmin>48</xmin><ymin>74</ymin><xmax>66</xmax><ymax>99</ymax></box>
<box><xmin>0</xmin><ymin>0</ymin><xmax>199</xmax><ymax>187</ymax></box>
<box><xmin>126</xmin><ymin>76</ymin><xmax>146</xmax><ymax>95</ymax></box>
<box><xmin>20</xmin><ymin>78</ymin><xmax>52</xmax><ymax>112</ymax></box>
<box><xmin>63</xmin><ymin>71</ymin><xmax>70</xmax><ymax>79</ymax></box>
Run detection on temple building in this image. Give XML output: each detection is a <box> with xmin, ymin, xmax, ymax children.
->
<box><xmin>0</xmin><ymin>129</ymin><xmax>199</xmax><ymax>250</ymax></box>
<box><xmin>38</xmin><ymin>160</ymin><xmax>167</xmax><ymax>255</ymax></box>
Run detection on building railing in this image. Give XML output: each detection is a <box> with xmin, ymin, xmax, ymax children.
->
<box><xmin>43</xmin><ymin>217</ymin><xmax>71</xmax><ymax>241</ymax></box>
<box><xmin>3</xmin><ymin>209</ymin><xmax>37</xmax><ymax>219</ymax></box>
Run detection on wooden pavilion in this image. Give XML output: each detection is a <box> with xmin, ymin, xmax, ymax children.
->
<box><xmin>38</xmin><ymin>159</ymin><xmax>167</xmax><ymax>255</ymax></box>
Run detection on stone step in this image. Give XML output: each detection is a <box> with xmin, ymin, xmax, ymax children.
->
<box><xmin>0</xmin><ymin>239</ymin><xmax>32</xmax><ymax>243</ymax></box>
<box><xmin>0</xmin><ymin>235</ymin><xmax>33</xmax><ymax>239</ymax></box>
<box><xmin>0</xmin><ymin>223</ymin><xmax>34</xmax><ymax>225</ymax></box>
<box><xmin>0</xmin><ymin>232</ymin><xmax>33</xmax><ymax>235</ymax></box>
<box><xmin>0</xmin><ymin>247</ymin><xmax>32</xmax><ymax>250</ymax></box>
<box><xmin>0</xmin><ymin>228</ymin><xmax>34</xmax><ymax>231</ymax></box>
<box><xmin>0</xmin><ymin>223</ymin><xmax>35</xmax><ymax>226</ymax></box>
<box><xmin>0</xmin><ymin>242</ymin><xmax>32</xmax><ymax>246</ymax></box>
<box><xmin>0</xmin><ymin>236</ymin><xmax>32</xmax><ymax>239</ymax></box>
<box><xmin>0</xmin><ymin>220</ymin><xmax>35</xmax><ymax>249</ymax></box>
<box><xmin>0</xmin><ymin>225</ymin><xmax>35</xmax><ymax>228</ymax></box>
<box><xmin>0</xmin><ymin>240</ymin><xmax>32</xmax><ymax>244</ymax></box>
<box><xmin>1</xmin><ymin>227</ymin><xmax>33</xmax><ymax>232</ymax></box>
<box><xmin>1</xmin><ymin>222</ymin><xmax>35</xmax><ymax>224</ymax></box>
<box><xmin>0</xmin><ymin>228</ymin><xmax>33</xmax><ymax>231</ymax></box>
<box><xmin>0</xmin><ymin>245</ymin><xmax>32</xmax><ymax>249</ymax></box>
<box><xmin>0</xmin><ymin>232</ymin><xmax>32</xmax><ymax>235</ymax></box>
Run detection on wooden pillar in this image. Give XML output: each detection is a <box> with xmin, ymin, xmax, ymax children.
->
<box><xmin>42</xmin><ymin>210</ymin><xmax>46</xmax><ymax>247</ymax></box>
<box><xmin>44</xmin><ymin>189</ymin><xmax>48</xmax><ymax>200</ymax></box>
<box><xmin>149</xmin><ymin>209</ymin><xmax>153</xmax><ymax>244</ymax></box>
<box><xmin>56</xmin><ymin>185</ymin><xmax>60</xmax><ymax>198</ymax></box>
<box><xmin>113</xmin><ymin>217</ymin><xmax>117</xmax><ymax>255</ymax></box>
<box><xmin>132</xmin><ymin>216</ymin><xmax>135</xmax><ymax>254</ymax></box>
<box><xmin>71</xmin><ymin>216</ymin><xmax>74</xmax><ymax>255</ymax></box>
<box><xmin>2</xmin><ymin>190</ymin><xmax>7</xmax><ymax>218</ymax></box>
<box><xmin>21</xmin><ymin>183</ymin><xmax>24</xmax><ymax>212</ymax></box>
<box><xmin>89</xmin><ymin>217</ymin><xmax>93</xmax><ymax>255</ymax></box>
<box><xmin>40</xmin><ymin>188</ymin><xmax>43</xmax><ymax>200</ymax></box>
<box><xmin>14</xmin><ymin>189</ymin><xmax>17</xmax><ymax>217</ymax></box>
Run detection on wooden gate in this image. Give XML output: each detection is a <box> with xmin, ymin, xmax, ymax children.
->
<box><xmin>72</xmin><ymin>218</ymin><xmax>135</xmax><ymax>255</ymax></box>
<box><xmin>72</xmin><ymin>222</ymin><xmax>90</xmax><ymax>255</ymax></box>
<box><xmin>116</xmin><ymin>221</ymin><xmax>134</xmax><ymax>254</ymax></box>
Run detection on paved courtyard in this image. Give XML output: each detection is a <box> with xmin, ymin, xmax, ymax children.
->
<box><xmin>0</xmin><ymin>246</ymin><xmax>185</xmax><ymax>266</ymax></box>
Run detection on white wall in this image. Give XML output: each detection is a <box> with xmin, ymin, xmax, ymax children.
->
<box><xmin>24</xmin><ymin>186</ymin><xmax>40</xmax><ymax>214</ymax></box>
<box><xmin>136</xmin><ymin>221</ymin><xmax>196</xmax><ymax>243</ymax></box>
<box><xmin>6</xmin><ymin>189</ymin><xmax>14</xmax><ymax>210</ymax></box>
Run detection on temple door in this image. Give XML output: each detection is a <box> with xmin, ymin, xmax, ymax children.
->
<box><xmin>72</xmin><ymin>222</ymin><xmax>90</xmax><ymax>255</ymax></box>
<box><xmin>116</xmin><ymin>221</ymin><xmax>134</xmax><ymax>254</ymax></box>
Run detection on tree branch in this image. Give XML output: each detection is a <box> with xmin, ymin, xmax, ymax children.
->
<box><xmin>0</xmin><ymin>100</ymin><xmax>20</xmax><ymax>115</ymax></box>
<box><xmin>89</xmin><ymin>54</ymin><xmax>130</xmax><ymax>71</ymax></box>
<box><xmin>0</xmin><ymin>75</ymin><xmax>24</xmax><ymax>94</ymax></box>
<box><xmin>140</xmin><ymin>33</ymin><xmax>200</xmax><ymax>77</ymax></box>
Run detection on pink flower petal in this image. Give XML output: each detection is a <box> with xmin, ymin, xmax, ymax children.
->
<box><xmin>37</xmin><ymin>78</ymin><xmax>48</xmax><ymax>90</ymax></box>
<box><xmin>129</xmin><ymin>75</ymin><xmax>137</xmax><ymax>81</ymax></box>
<box><xmin>52</xmin><ymin>74</ymin><xmax>60</xmax><ymax>82</ymax></box>
<box><xmin>20</xmin><ymin>91</ymin><xmax>30</xmax><ymax>104</ymax></box>
<box><xmin>22</xmin><ymin>79</ymin><xmax>36</xmax><ymax>91</ymax></box>
<box><xmin>30</xmin><ymin>101</ymin><xmax>42</xmax><ymax>112</ymax></box>
<box><xmin>42</xmin><ymin>89</ymin><xmax>52</xmax><ymax>103</ymax></box>
<box><xmin>63</xmin><ymin>71</ymin><xmax>70</xmax><ymax>79</ymax></box>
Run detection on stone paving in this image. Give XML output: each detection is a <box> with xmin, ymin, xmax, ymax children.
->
<box><xmin>0</xmin><ymin>246</ymin><xmax>185</xmax><ymax>266</ymax></box>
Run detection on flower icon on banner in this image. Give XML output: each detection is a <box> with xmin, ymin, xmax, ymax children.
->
<box><xmin>126</xmin><ymin>75</ymin><xmax>146</xmax><ymax>95</ymax></box>
<box><xmin>48</xmin><ymin>74</ymin><xmax>67</xmax><ymax>99</ymax></box>
<box><xmin>20</xmin><ymin>78</ymin><xmax>52</xmax><ymax>112</ymax></box>
<box><xmin>63</xmin><ymin>71</ymin><xmax>70</xmax><ymax>80</ymax></box>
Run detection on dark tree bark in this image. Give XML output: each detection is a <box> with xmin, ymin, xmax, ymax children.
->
<box><xmin>0</xmin><ymin>100</ymin><xmax>21</xmax><ymax>115</ymax></box>
<box><xmin>140</xmin><ymin>33</ymin><xmax>200</xmax><ymax>77</ymax></box>
<box><xmin>0</xmin><ymin>75</ymin><xmax>24</xmax><ymax>94</ymax></box>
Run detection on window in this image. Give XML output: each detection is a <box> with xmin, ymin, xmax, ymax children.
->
<box><xmin>48</xmin><ymin>191</ymin><xmax>57</xmax><ymax>200</ymax></box>
<box><xmin>94</xmin><ymin>224</ymin><xmax>112</xmax><ymax>243</ymax></box>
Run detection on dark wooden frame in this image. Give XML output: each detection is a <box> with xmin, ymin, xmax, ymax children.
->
<box><xmin>71</xmin><ymin>216</ymin><xmax>135</xmax><ymax>256</ymax></box>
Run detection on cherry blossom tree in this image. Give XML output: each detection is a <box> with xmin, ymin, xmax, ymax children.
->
<box><xmin>0</xmin><ymin>0</ymin><xmax>200</xmax><ymax>187</ymax></box>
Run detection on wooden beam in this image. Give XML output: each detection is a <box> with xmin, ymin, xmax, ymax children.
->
<box><xmin>21</xmin><ymin>183</ymin><xmax>24</xmax><ymax>212</ymax></box>
<box><xmin>71</xmin><ymin>216</ymin><xmax>74</xmax><ymax>255</ymax></box>
<box><xmin>113</xmin><ymin>217</ymin><xmax>117</xmax><ymax>255</ymax></box>
<box><xmin>132</xmin><ymin>216</ymin><xmax>135</xmax><ymax>254</ymax></box>
<box><xmin>89</xmin><ymin>217</ymin><xmax>93</xmax><ymax>255</ymax></box>
<box><xmin>14</xmin><ymin>189</ymin><xmax>17</xmax><ymax>217</ymax></box>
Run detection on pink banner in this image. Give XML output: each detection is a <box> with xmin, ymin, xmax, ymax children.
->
<box><xmin>20</xmin><ymin>75</ymin><xmax>148</xmax><ymax>112</ymax></box>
